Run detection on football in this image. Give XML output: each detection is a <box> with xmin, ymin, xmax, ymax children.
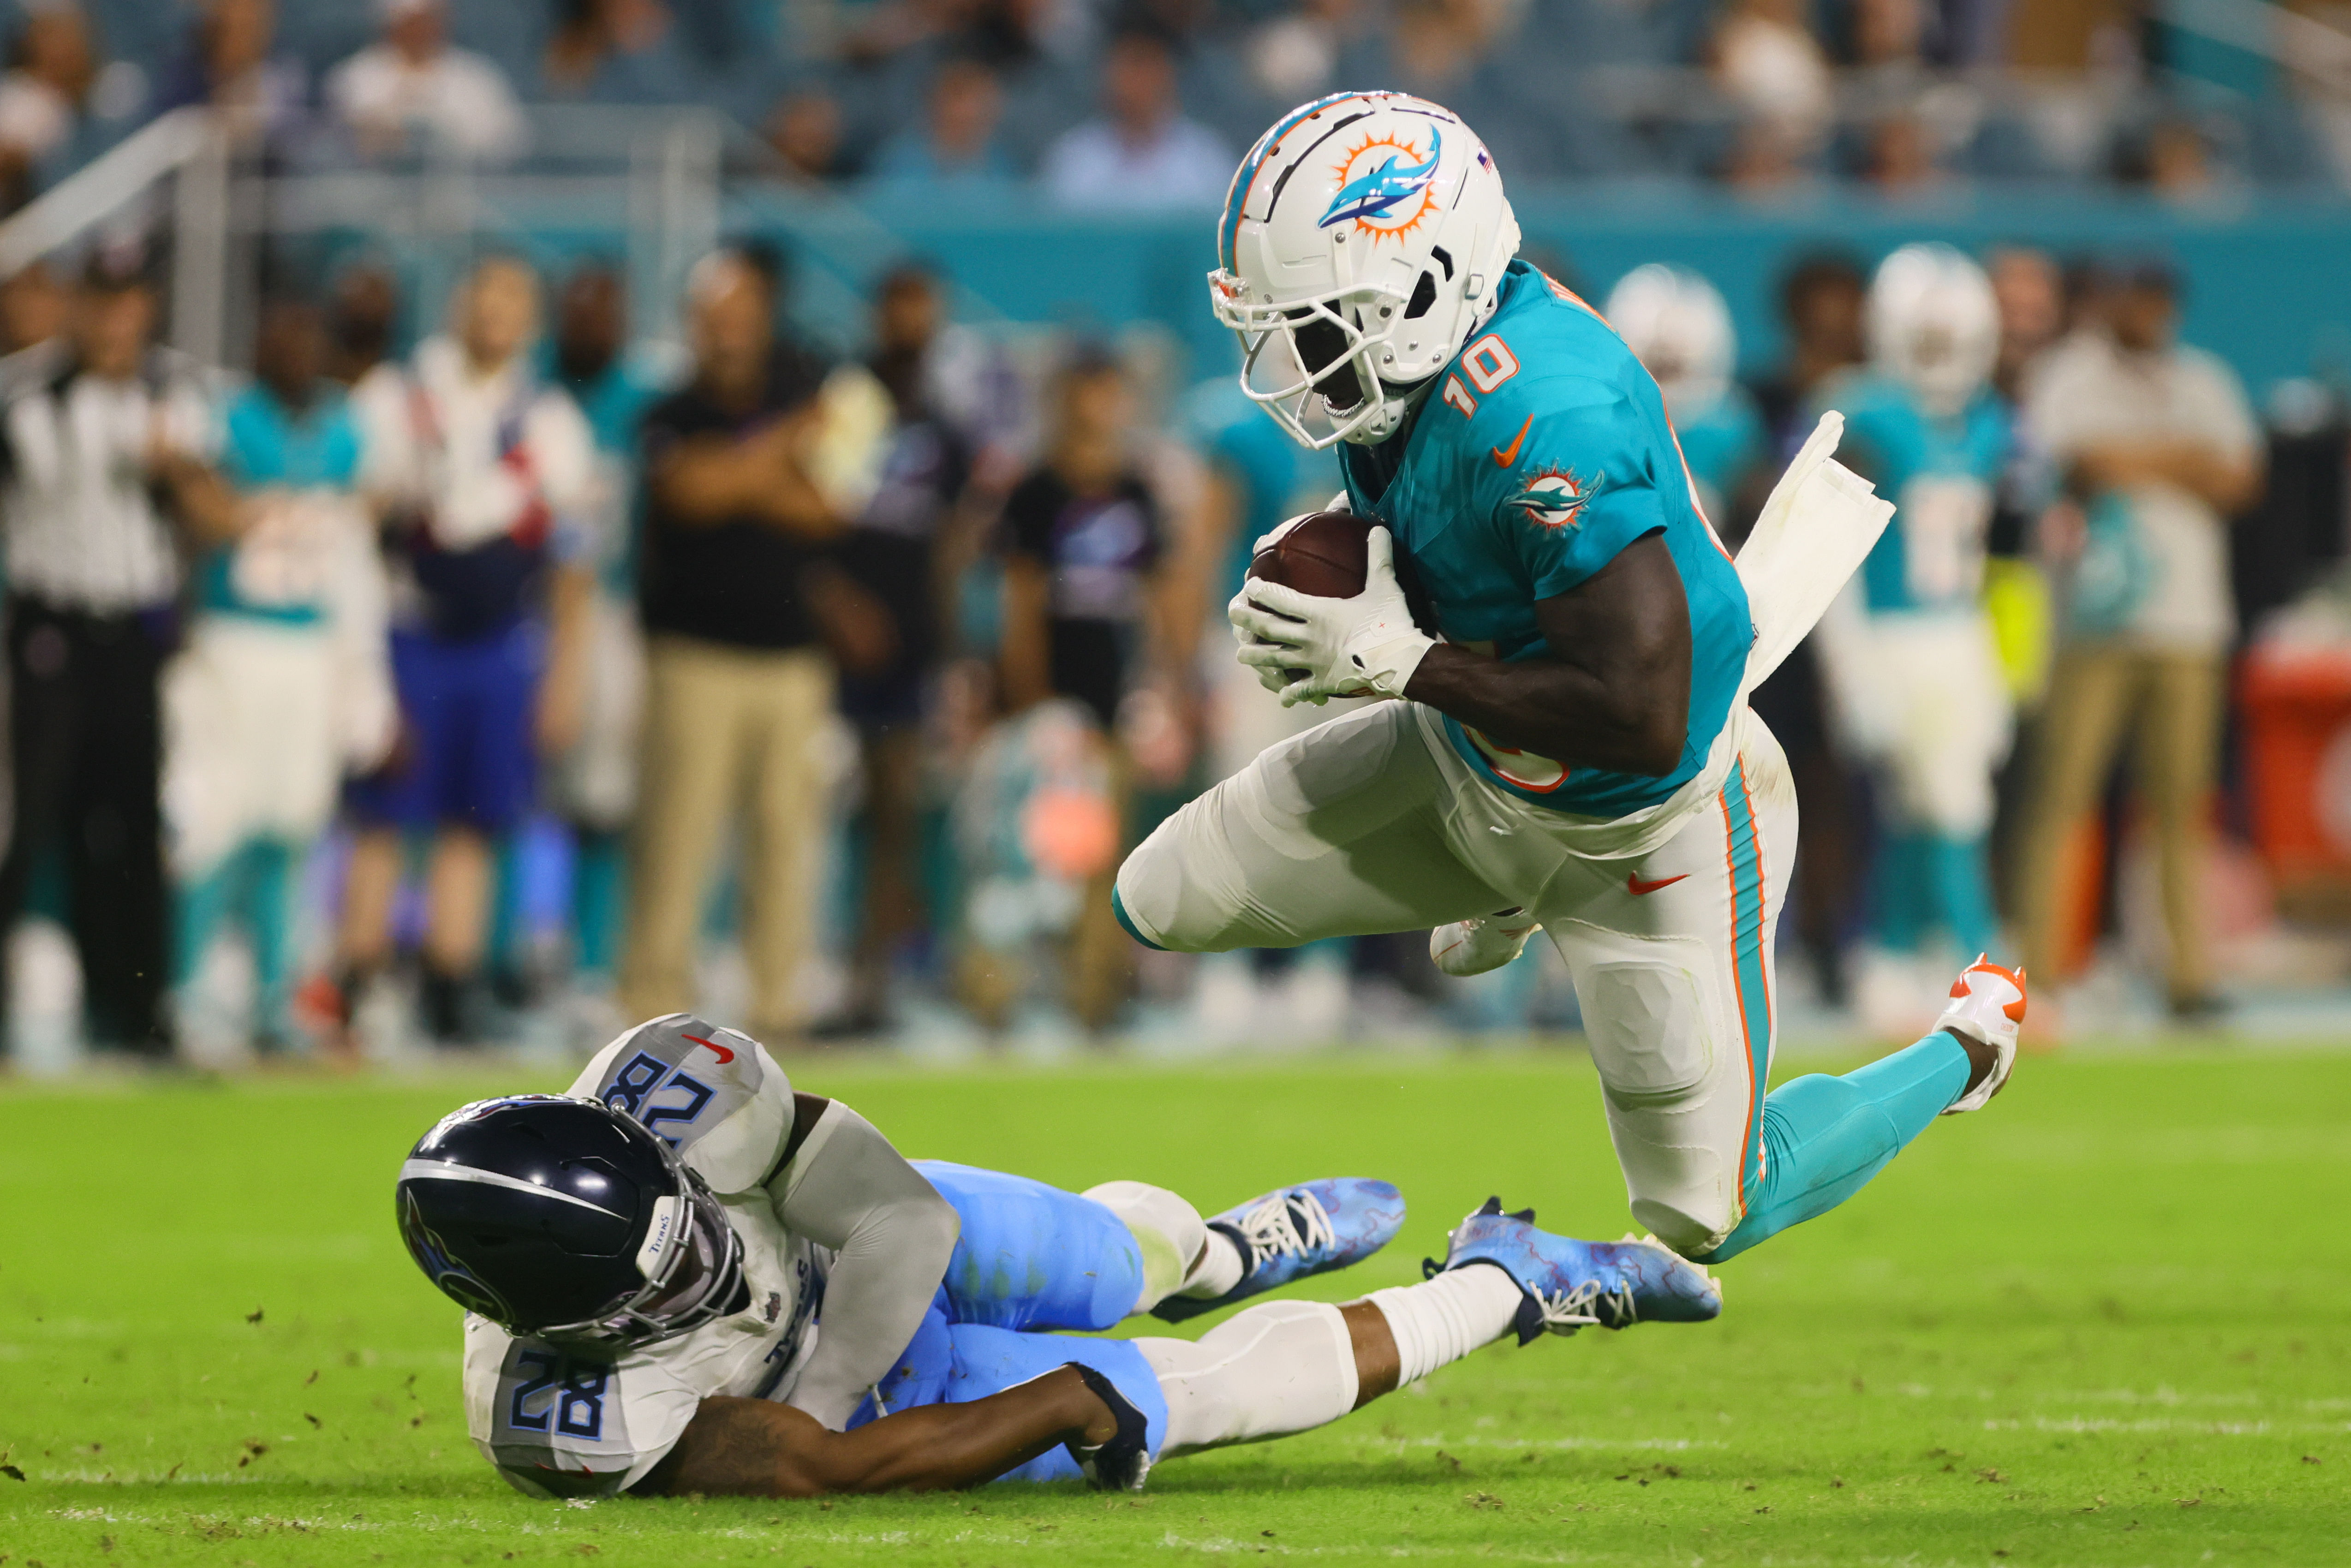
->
<box><xmin>1247</xmin><ymin>510</ymin><xmax>1372</xmax><ymax>599</ymax></box>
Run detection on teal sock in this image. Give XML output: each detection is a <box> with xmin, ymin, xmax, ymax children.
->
<box><xmin>1872</xmin><ymin>829</ymin><xmax>1927</xmax><ymax>952</ymax></box>
<box><xmin>1927</xmin><ymin>831</ymin><xmax>1998</xmax><ymax>957</ymax></box>
<box><xmin>1699</xmin><ymin>1029</ymin><xmax>1972</xmax><ymax>1263</ymax></box>
<box><xmin>570</xmin><ymin>829</ymin><xmax>627</xmax><ymax>979</ymax></box>
<box><xmin>246</xmin><ymin>839</ymin><xmax>298</xmax><ymax>1039</ymax></box>
<box><xmin>174</xmin><ymin>855</ymin><xmax>239</xmax><ymax>989</ymax></box>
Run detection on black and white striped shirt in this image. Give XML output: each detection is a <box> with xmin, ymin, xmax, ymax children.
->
<box><xmin>0</xmin><ymin>346</ymin><xmax>214</xmax><ymax>613</ymax></box>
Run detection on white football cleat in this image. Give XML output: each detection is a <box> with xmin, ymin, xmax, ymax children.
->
<box><xmin>1430</xmin><ymin>909</ymin><xmax>1541</xmax><ymax>978</ymax></box>
<box><xmin>1936</xmin><ymin>954</ymin><xmax>2026</xmax><ymax>1115</ymax></box>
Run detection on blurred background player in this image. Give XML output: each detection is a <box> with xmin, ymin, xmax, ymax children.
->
<box><xmin>1603</xmin><ymin>264</ymin><xmax>1764</xmax><ymax>528</ymax></box>
<box><xmin>1814</xmin><ymin>244</ymin><xmax>2015</xmax><ymax>1031</ymax></box>
<box><xmin>827</xmin><ymin>262</ymin><xmax>970</xmax><ymax>1037</ymax></box>
<box><xmin>334</xmin><ymin>255</ymin><xmax>596</xmax><ymax>1048</ymax></box>
<box><xmin>543</xmin><ymin>261</ymin><xmax>682</xmax><ymax>1035</ymax></box>
<box><xmin>624</xmin><ymin>246</ymin><xmax>845</xmax><ymax>1045</ymax></box>
<box><xmin>170</xmin><ymin>297</ymin><xmax>394</xmax><ymax>1057</ymax></box>
<box><xmin>977</xmin><ymin>344</ymin><xmax>1183</xmax><ymax>1036</ymax></box>
<box><xmin>0</xmin><ymin>249</ymin><xmax>235</xmax><ymax>1059</ymax></box>
<box><xmin>2014</xmin><ymin>260</ymin><xmax>2263</xmax><ymax>1028</ymax></box>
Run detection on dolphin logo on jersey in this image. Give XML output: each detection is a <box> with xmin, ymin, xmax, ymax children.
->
<box><xmin>1511</xmin><ymin>467</ymin><xmax>1598</xmax><ymax>531</ymax></box>
<box><xmin>1320</xmin><ymin>130</ymin><xmax>1443</xmax><ymax>235</ymax></box>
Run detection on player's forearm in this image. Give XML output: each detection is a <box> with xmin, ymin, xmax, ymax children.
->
<box><xmin>1403</xmin><ymin>644</ymin><xmax>1688</xmax><ymax>775</ymax></box>
<box><xmin>813</xmin><ymin>1370</ymin><xmax>1116</xmax><ymax>1492</ymax></box>
<box><xmin>2148</xmin><ymin>443</ymin><xmax>2261</xmax><ymax>513</ymax></box>
<box><xmin>161</xmin><ymin>460</ymin><xmax>245</xmax><ymax>544</ymax></box>
<box><xmin>642</xmin><ymin>1373</ymin><xmax>1116</xmax><ymax>1498</ymax></box>
<box><xmin>2073</xmin><ymin>441</ymin><xmax>2261</xmax><ymax>512</ymax></box>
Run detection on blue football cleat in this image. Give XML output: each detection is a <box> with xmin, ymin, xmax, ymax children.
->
<box><xmin>1151</xmin><ymin>1178</ymin><xmax>1406</xmax><ymax>1322</ymax></box>
<box><xmin>1426</xmin><ymin>1197</ymin><xmax>1722</xmax><ymax>1341</ymax></box>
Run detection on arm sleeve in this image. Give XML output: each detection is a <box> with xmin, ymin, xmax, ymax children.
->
<box><xmin>1492</xmin><ymin>382</ymin><xmax>1672</xmax><ymax>600</ymax></box>
<box><xmin>771</xmin><ymin>1102</ymin><xmax>961</xmax><ymax>1431</ymax></box>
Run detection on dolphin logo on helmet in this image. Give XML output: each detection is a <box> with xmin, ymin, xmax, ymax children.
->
<box><xmin>1319</xmin><ymin>129</ymin><xmax>1442</xmax><ymax>233</ymax></box>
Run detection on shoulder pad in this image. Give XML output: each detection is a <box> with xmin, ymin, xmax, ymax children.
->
<box><xmin>571</xmin><ymin>1015</ymin><xmax>794</xmax><ymax>1194</ymax></box>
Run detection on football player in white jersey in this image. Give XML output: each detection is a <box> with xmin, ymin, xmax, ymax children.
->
<box><xmin>397</xmin><ymin>1013</ymin><xmax>1724</xmax><ymax>1497</ymax></box>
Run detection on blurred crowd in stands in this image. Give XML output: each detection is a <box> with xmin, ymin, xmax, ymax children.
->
<box><xmin>0</xmin><ymin>0</ymin><xmax>2346</xmax><ymax>203</ymax></box>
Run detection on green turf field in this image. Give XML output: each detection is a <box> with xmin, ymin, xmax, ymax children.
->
<box><xmin>3</xmin><ymin>1046</ymin><xmax>2347</xmax><ymax>1566</ymax></box>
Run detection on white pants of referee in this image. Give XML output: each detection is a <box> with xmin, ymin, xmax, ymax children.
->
<box><xmin>1115</xmin><ymin>700</ymin><xmax>1796</xmax><ymax>1256</ymax></box>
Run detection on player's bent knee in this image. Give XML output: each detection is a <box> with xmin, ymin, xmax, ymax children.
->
<box><xmin>1114</xmin><ymin>814</ymin><xmax>1248</xmax><ymax>954</ymax></box>
<box><xmin>1082</xmin><ymin>1180</ymin><xmax>1205</xmax><ymax>1313</ymax></box>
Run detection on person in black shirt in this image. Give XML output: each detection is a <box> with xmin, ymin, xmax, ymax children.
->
<box><xmin>997</xmin><ymin>348</ymin><xmax>1167</xmax><ymax>729</ymax></box>
<box><xmin>825</xmin><ymin>265</ymin><xmax>974</xmax><ymax>1035</ymax></box>
<box><xmin>986</xmin><ymin>345</ymin><xmax>1178</xmax><ymax>1030</ymax></box>
<box><xmin>621</xmin><ymin>246</ymin><xmax>850</xmax><ymax>1044</ymax></box>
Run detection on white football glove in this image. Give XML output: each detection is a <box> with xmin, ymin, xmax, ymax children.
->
<box><xmin>1233</xmin><ymin>513</ymin><xmax>1317</xmax><ymax>695</ymax></box>
<box><xmin>1229</xmin><ymin>525</ymin><xmax>1435</xmax><ymax>708</ymax></box>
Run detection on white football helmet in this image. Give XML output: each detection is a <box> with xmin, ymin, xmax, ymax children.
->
<box><xmin>1210</xmin><ymin>91</ymin><xmax>1521</xmax><ymax>449</ymax></box>
<box><xmin>1603</xmin><ymin>263</ymin><xmax>1736</xmax><ymax>423</ymax></box>
<box><xmin>1866</xmin><ymin>243</ymin><xmax>1999</xmax><ymax>418</ymax></box>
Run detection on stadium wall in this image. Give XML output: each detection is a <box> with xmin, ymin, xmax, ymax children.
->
<box><xmin>730</xmin><ymin>187</ymin><xmax>2351</xmax><ymax>396</ymax></box>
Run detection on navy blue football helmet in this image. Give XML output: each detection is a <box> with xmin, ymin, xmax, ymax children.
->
<box><xmin>396</xmin><ymin>1095</ymin><xmax>746</xmax><ymax>1351</ymax></box>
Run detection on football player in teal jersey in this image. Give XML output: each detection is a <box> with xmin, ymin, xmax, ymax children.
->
<box><xmin>1117</xmin><ymin>92</ymin><xmax>2029</xmax><ymax>1267</ymax></box>
<box><xmin>1812</xmin><ymin>245</ymin><xmax>2014</xmax><ymax>972</ymax></box>
<box><xmin>171</xmin><ymin>299</ymin><xmax>394</xmax><ymax>1051</ymax></box>
<box><xmin>1603</xmin><ymin>264</ymin><xmax>1765</xmax><ymax>530</ymax></box>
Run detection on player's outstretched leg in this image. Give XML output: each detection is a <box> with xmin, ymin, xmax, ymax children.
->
<box><xmin>1134</xmin><ymin>1203</ymin><xmax>1717</xmax><ymax>1461</ymax></box>
<box><xmin>1698</xmin><ymin>956</ymin><xmax>2024</xmax><ymax>1264</ymax></box>
<box><xmin>1094</xmin><ymin>1177</ymin><xmax>1405</xmax><ymax>1324</ymax></box>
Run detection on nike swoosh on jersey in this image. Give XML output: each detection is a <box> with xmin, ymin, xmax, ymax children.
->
<box><xmin>1625</xmin><ymin>872</ymin><xmax>1689</xmax><ymax>896</ymax></box>
<box><xmin>682</xmin><ymin>1032</ymin><xmax>736</xmax><ymax>1064</ymax></box>
<box><xmin>1491</xmin><ymin>415</ymin><xmax>1532</xmax><ymax>467</ymax></box>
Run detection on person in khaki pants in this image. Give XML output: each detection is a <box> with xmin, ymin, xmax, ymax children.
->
<box><xmin>624</xmin><ymin>246</ymin><xmax>854</xmax><ymax>1041</ymax></box>
<box><xmin>2014</xmin><ymin>262</ymin><xmax>2262</xmax><ymax>1023</ymax></box>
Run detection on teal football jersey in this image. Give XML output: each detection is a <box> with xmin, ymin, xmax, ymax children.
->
<box><xmin>1337</xmin><ymin>259</ymin><xmax>1754</xmax><ymax>820</ymax></box>
<box><xmin>1670</xmin><ymin>387</ymin><xmax>1765</xmax><ymax>526</ymax></box>
<box><xmin>199</xmin><ymin>381</ymin><xmax>367</xmax><ymax>626</ymax></box>
<box><xmin>1821</xmin><ymin>370</ymin><xmax>2011</xmax><ymax>615</ymax></box>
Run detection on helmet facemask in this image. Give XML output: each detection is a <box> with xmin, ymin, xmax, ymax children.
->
<box><xmin>1214</xmin><ymin>271</ymin><xmax>1432</xmax><ymax>448</ymax></box>
<box><xmin>533</xmin><ymin>1154</ymin><xmax>746</xmax><ymax>1353</ymax></box>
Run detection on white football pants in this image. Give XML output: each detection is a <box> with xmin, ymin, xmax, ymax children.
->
<box><xmin>1820</xmin><ymin>608</ymin><xmax>2012</xmax><ymax>835</ymax></box>
<box><xmin>1117</xmin><ymin>700</ymin><xmax>1796</xmax><ymax>1255</ymax></box>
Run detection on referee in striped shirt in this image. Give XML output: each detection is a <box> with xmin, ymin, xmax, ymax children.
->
<box><xmin>0</xmin><ymin>249</ymin><xmax>239</xmax><ymax>1057</ymax></box>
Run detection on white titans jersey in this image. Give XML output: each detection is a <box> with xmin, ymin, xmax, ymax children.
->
<box><xmin>460</xmin><ymin>1021</ymin><xmax>828</xmax><ymax>1498</ymax></box>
